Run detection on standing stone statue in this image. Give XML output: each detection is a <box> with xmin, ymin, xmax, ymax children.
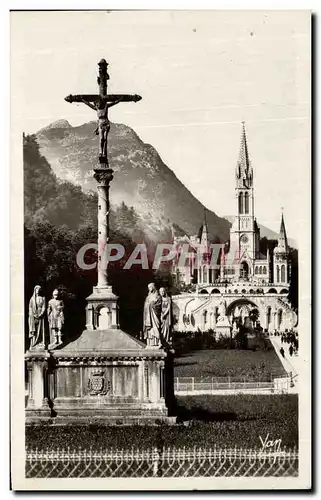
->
<box><xmin>28</xmin><ymin>285</ymin><xmax>46</xmax><ymax>349</ymax></box>
<box><xmin>143</xmin><ymin>283</ymin><xmax>162</xmax><ymax>347</ymax></box>
<box><xmin>159</xmin><ymin>287</ymin><xmax>173</xmax><ymax>345</ymax></box>
<box><xmin>218</xmin><ymin>298</ymin><xmax>227</xmax><ymax>320</ymax></box>
<box><xmin>47</xmin><ymin>289</ymin><xmax>64</xmax><ymax>346</ymax></box>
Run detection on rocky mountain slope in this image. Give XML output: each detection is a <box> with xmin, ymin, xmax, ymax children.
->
<box><xmin>35</xmin><ymin>120</ymin><xmax>230</xmax><ymax>242</ymax></box>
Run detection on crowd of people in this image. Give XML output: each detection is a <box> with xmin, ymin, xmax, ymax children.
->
<box><xmin>278</xmin><ymin>329</ymin><xmax>299</xmax><ymax>358</ymax></box>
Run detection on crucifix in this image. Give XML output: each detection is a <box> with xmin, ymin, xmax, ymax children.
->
<box><xmin>64</xmin><ymin>60</ymin><xmax>142</xmax><ymax>328</ymax></box>
<box><xmin>65</xmin><ymin>58</ymin><xmax>141</xmax><ymax>163</ymax></box>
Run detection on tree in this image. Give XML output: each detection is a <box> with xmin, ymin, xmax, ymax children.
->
<box><xmin>234</xmin><ymin>325</ymin><xmax>248</xmax><ymax>350</ymax></box>
<box><xmin>249</xmin><ymin>308</ymin><xmax>259</xmax><ymax>327</ymax></box>
<box><xmin>24</xmin><ymin>134</ymin><xmax>97</xmax><ymax>230</ymax></box>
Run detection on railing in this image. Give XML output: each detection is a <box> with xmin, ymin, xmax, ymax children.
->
<box><xmin>174</xmin><ymin>376</ymin><xmax>291</xmax><ymax>394</ymax></box>
<box><xmin>25</xmin><ymin>446</ymin><xmax>298</xmax><ymax>478</ymax></box>
<box><xmin>195</xmin><ymin>282</ymin><xmax>284</xmax><ymax>288</ymax></box>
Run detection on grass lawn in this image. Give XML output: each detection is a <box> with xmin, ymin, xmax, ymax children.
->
<box><xmin>26</xmin><ymin>394</ymin><xmax>298</xmax><ymax>450</ymax></box>
<box><xmin>174</xmin><ymin>341</ymin><xmax>286</xmax><ymax>380</ymax></box>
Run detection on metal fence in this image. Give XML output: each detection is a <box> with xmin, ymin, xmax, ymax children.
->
<box><xmin>26</xmin><ymin>446</ymin><xmax>298</xmax><ymax>478</ymax></box>
<box><xmin>174</xmin><ymin>376</ymin><xmax>291</xmax><ymax>394</ymax></box>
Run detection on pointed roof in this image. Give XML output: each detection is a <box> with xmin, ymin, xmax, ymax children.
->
<box><xmin>198</xmin><ymin>208</ymin><xmax>209</xmax><ymax>241</ymax></box>
<box><xmin>274</xmin><ymin>211</ymin><xmax>289</xmax><ymax>254</ymax></box>
<box><xmin>236</xmin><ymin>122</ymin><xmax>253</xmax><ymax>188</ymax></box>
<box><xmin>279</xmin><ymin>212</ymin><xmax>288</xmax><ymax>249</ymax></box>
<box><xmin>202</xmin><ymin>207</ymin><xmax>209</xmax><ymax>237</ymax></box>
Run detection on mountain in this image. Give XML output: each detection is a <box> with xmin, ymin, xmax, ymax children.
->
<box><xmin>223</xmin><ymin>216</ymin><xmax>297</xmax><ymax>249</ymax></box>
<box><xmin>35</xmin><ymin>120</ymin><xmax>230</xmax><ymax>242</ymax></box>
<box><xmin>40</xmin><ymin>119</ymin><xmax>72</xmax><ymax>130</ymax></box>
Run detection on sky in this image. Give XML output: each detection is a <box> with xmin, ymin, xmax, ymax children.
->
<box><xmin>10</xmin><ymin>10</ymin><xmax>310</xmax><ymax>244</ymax></box>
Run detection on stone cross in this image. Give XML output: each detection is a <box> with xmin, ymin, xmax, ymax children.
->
<box><xmin>65</xmin><ymin>59</ymin><xmax>142</xmax><ymax>290</ymax></box>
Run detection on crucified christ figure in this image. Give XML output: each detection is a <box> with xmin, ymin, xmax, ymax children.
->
<box><xmin>65</xmin><ymin>59</ymin><xmax>141</xmax><ymax>162</ymax></box>
<box><xmin>80</xmin><ymin>98</ymin><xmax>121</xmax><ymax>158</ymax></box>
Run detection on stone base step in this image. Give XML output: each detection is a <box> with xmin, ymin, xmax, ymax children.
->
<box><xmin>25</xmin><ymin>414</ymin><xmax>177</xmax><ymax>426</ymax></box>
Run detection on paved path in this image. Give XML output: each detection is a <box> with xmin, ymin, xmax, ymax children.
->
<box><xmin>269</xmin><ymin>335</ymin><xmax>299</xmax><ymax>393</ymax></box>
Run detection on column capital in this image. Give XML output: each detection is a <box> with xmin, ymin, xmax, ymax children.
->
<box><xmin>94</xmin><ymin>168</ymin><xmax>114</xmax><ymax>185</ymax></box>
<box><xmin>25</xmin><ymin>350</ymin><xmax>50</xmax><ymax>362</ymax></box>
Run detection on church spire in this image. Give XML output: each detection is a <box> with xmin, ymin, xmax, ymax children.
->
<box><xmin>278</xmin><ymin>210</ymin><xmax>288</xmax><ymax>252</ymax></box>
<box><xmin>236</xmin><ymin>122</ymin><xmax>253</xmax><ymax>188</ymax></box>
<box><xmin>200</xmin><ymin>207</ymin><xmax>208</xmax><ymax>244</ymax></box>
<box><xmin>203</xmin><ymin>207</ymin><xmax>208</xmax><ymax>234</ymax></box>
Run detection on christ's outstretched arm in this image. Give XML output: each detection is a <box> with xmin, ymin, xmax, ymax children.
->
<box><xmin>80</xmin><ymin>98</ymin><xmax>97</xmax><ymax>111</ymax></box>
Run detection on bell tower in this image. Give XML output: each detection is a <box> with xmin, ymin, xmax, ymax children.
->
<box><xmin>229</xmin><ymin>123</ymin><xmax>258</xmax><ymax>276</ymax></box>
<box><xmin>273</xmin><ymin>211</ymin><xmax>290</xmax><ymax>285</ymax></box>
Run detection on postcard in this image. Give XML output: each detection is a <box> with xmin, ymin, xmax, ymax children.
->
<box><xmin>10</xmin><ymin>9</ymin><xmax>311</xmax><ymax>490</ymax></box>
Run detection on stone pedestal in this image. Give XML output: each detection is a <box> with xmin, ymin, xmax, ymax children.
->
<box><xmin>25</xmin><ymin>350</ymin><xmax>51</xmax><ymax>422</ymax></box>
<box><xmin>51</xmin><ymin>330</ymin><xmax>170</xmax><ymax>423</ymax></box>
<box><xmin>215</xmin><ymin>316</ymin><xmax>232</xmax><ymax>338</ymax></box>
<box><xmin>85</xmin><ymin>286</ymin><xmax>119</xmax><ymax>330</ymax></box>
<box><xmin>25</xmin><ymin>327</ymin><xmax>175</xmax><ymax>425</ymax></box>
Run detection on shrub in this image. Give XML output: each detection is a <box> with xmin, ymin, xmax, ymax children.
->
<box><xmin>26</xmin><ymin>395</ymin><xmax>298</xmax><ymax>450</ymax></box>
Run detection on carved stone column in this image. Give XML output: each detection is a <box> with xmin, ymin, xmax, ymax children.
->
<box><xmin>25</xmin><ymin>351</ymin><xmax>51</xmax><ymax>419</ymax></box>
<box><xmin>94</xmin><ymin>167</ymin><xmax>114</xmax><ymax>290</ymax></box>
<box><xmin>85</xmin><ymin>167</ymin><xmax>120</xmax><ymax>330</ymax></box>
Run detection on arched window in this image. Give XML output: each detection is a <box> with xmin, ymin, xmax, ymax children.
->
<box><xmin>281</xmin><ymin>264</ymin><xmax>285</xmax><ymax>282</ymax></box>
<box><xmin>255</xmin><ymin>266</ymin><xmax>258</xmax><ymax>274</ymax></box>
<box><xmin>263</xmin><ymin>266</ymin><xmax>267</xmax><ymax>274</ymax></box>
<box><xmin>240</xmin><ymin>261</ymin><xmax>249</xmax><ymax>279</ymax></box>
<box><xmin>276</xmin><ymin>266</ymin><xmax>280</xmax><ymax>283</ymax></box>
<box><xmin>204</xmin><ymin>310</ymin><xmax>207</xmax><ymax>324</ymax></box>
<box><xmin>259</xmin><ymin>266</ymin><xmax>262</xmax><ymax>274</ymax></box>
<box><xmin>234</xmin><ymin>289</ymin><xmax>239</xmax><ymax>294</ymax></box>
<box><xmin>239</xmin><ymin>192</ymin><xmax>244</xmax><ymax>214</ymax></box>
<box><xmin>244</xmin><ymin>192</ymin><xmax>249</xmax><ymax>214</ymax></box>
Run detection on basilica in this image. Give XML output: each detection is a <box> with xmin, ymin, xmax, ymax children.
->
<box><xmin>171</xmin><ymin>123</ymin><xmax>298</xmax><ymax>335</ymax></box>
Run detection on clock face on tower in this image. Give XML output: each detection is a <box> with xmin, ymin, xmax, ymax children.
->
<box><xmin>240</xmin><ymin>234</ymin><xmax>249</xmax><ymax>244</ymax></box>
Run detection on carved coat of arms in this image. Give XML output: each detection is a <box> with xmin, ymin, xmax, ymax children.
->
<box><xmin>87</xmin><ymin>370</ymin><xmax>111</xmax><ymax>395</ymax></box>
